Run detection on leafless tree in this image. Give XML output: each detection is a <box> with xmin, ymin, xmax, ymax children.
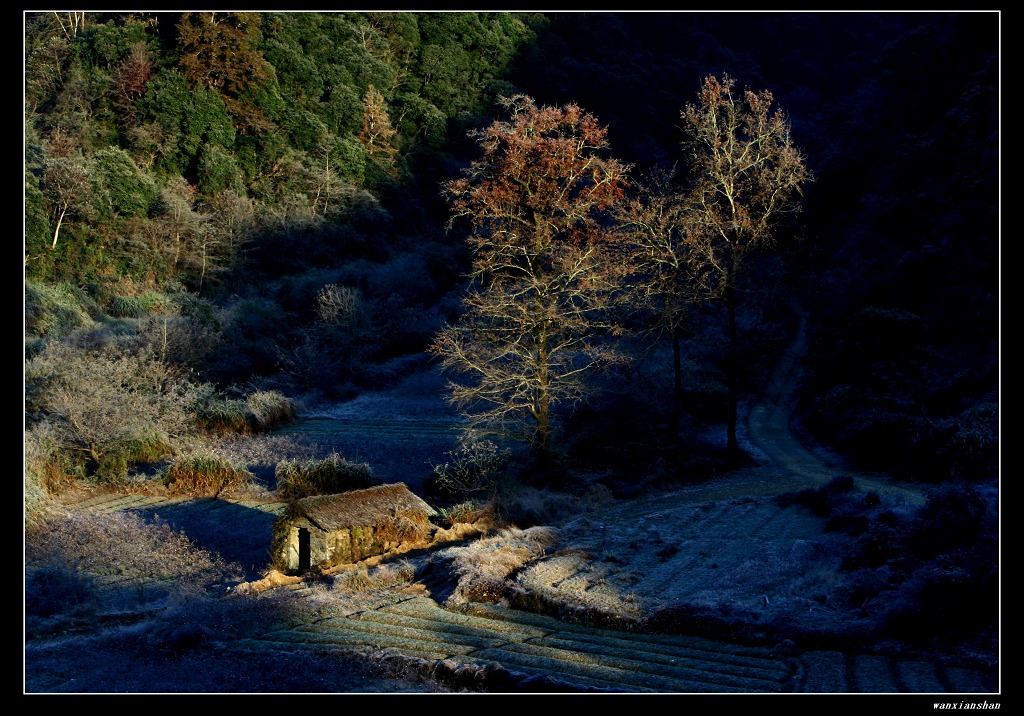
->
<box><xmin>432</xmin><ymin>95</ymin><xmax>631</xmax><ymax>456</ymax></box>
<box><xmin>680</xmin><ymin>75</ymin><xmax>812</xmax><ymax>461</ymax></box>
<box><xmin>617</xmin><ymin>164</ymin><xmax>701</xmax><ymax>429</ymax></box>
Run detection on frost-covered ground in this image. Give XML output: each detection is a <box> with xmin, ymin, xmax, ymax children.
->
<box><xmin>276</xmin><ymin>367</ymin><xmax>466</xmax><ymax>492</ymax></box>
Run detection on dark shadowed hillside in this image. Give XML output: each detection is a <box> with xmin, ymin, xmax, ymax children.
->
<box><xmin>25</xmin><ymin>10</ymin><xmax>998</xmax><ymax>695</ymax></box>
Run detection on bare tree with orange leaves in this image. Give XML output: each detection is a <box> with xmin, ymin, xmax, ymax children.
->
<box><xmin>680</xmin><ymin>74</ymin><xmax>812</xmax><ymax>462</ymax></box>
<box><xmin>432</xmin><ymin>95</ymin><xmax>631</xmax><ymax>459</ymax></box>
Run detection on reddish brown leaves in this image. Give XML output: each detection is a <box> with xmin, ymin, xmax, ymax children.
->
<box><xmin>435</xmin><ymin>95</ymin><xmax>631</xmax><ymax>450</ymax></box>
<box><xmin>680</xmin><ymin>74</ymin><xmax>813</xmax><ymax>292</ymax></box>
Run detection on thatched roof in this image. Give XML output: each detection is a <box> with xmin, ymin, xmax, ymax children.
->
<box><xmin>285</xmin><ymin>483</ymin><xmax>436</xmax><ymax>532</ymax></box>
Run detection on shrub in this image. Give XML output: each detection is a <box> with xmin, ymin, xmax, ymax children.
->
<box><xmin>215</xmin><ymin>296</ymin><xmax>291</xmax><ymax>378</ymax></box>
<box><xmin>843</xmin><ymin>517</ymin><xmax>908</xmax><ymax>569</ymax></box>
<box><xmin>26</xmin><ymin>342</ymin><xmax>198</xmax><ymax>482</ymax></box>
<box><xmin>197</xmin><ymin>143</ymin><xmax>243</xmax><ymax>195</ymax></box>
<box><xmin>942</xmin><ymin>401</ymin><xmax>998</xmax><ymax>481</ymax></box>
<box><xmin>774</xmin><ymin>475</ymin><xmax>856</xmax><ymax>518</ymax></box>
<box><xmin>275</xmin><ymin>452</ymin><xmax>375</xmax><ymax>499</ymax></box>
<box><xmin>497</xmin><ymin>485</ymin><xmax>581</xmax><ymax>528</ymax></box>
<box><xmin>146</xmin><ymin>621</ymin><xmax>215</xmax><ymax>656</ymax></box>
<box><xmin>907</xmin><ymin>481</ymin><xmax>989</xmax><ymax>558</ymax></box>
<box><xmin>165</xmin><ymin>452</ymin><xmax>254</xmax><ymax>497</ymax></box>
<box><xmin>429</xmin><ymin>431</ymin><xmax>510</xmax><ymax>501</ymax></box>
<box><xmin>90</xmin><ymin>146</ymin><xmax>157</xmax><ymax>218</ymax></box>
<box><xmin>24</xmin><ymin>279</ymin><xmax>100</xmax><ymax>340</ymax></box>
<box><xmin>883</xmin><ymin>558</ymin><xmax>998</xmax><ymax>646</ymax></box>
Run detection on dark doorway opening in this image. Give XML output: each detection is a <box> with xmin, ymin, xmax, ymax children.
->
<box><xmin>297</xmin><ymin>527</ymin><xmax>311</xmax><ymax>573</ymax></box>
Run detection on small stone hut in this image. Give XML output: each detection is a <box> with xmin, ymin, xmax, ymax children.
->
<box><xmin>272</xmin><ymin>482</ymin><xmax>437</xmax><ymax>574</ymax></box>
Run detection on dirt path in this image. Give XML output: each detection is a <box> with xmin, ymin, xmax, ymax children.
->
<box><xmin>744</xmin><ymin>310</ymin><xmax>928</xmax><ymax>507</ymax></box>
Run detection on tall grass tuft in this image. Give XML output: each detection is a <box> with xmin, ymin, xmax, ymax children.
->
<box><xmin>276</xmin><ymin>452</ymin><xmax>375</xmax><ymax>499</ymax></box>
<box><xmin>191</xmin><ymin>388</ymin><xmax>295</xmax><ymax>434</ymax></box>
<box><xmin>245</xmin><ymin>390</ymin><xmax>296</xmax><ymax>431</ymax></box>
<box><xmin>332</xmin><ymin>560</ymin><xmax>418</xmax><ymax>594</ymax></box>
<box><xmin>165</xmin><ymin>452</ymin><xmax>254</xmax><ymax>497</ymax></box>
<box><xmin>192</xmin><ymin>395</ymin><xmax>251</xmax><ymax>434</ymax></box>
<box><xmin>107</xmin><ymin>291</ymin><xmax>170</xmax><ymax>318</ymax></box>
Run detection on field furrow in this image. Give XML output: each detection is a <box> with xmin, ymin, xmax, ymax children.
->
<box><xmin>851</xmin><ymin>654</ymin><xmax>900</xmax><ymax>693</ymax></box>
<box><xmin>795</xmin><ymin>651</ymin><xmax>849</xmax><ymax>691</ymax></box>
<box><xmin>897</xmin><ymin>660</ymin><xmax>947</xmax><ymax>693</ymax></box>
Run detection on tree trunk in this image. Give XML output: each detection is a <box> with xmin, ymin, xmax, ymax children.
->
<box><xmin>671</xmin><ymin>322</ymin><xmax>683</xmax><ymax>434</ymax></box>
<box><xmin>536</xmin><ymin>341</ymin><xmax>551</xmax><ymax>455</ymax></box>
<box><xmin>51</xmin><ymin>206</ymin><xmax>67</xmax><ymax>249</ymax></box>
<box><xmin>724</xmin><ymin>253</ymin><xmax>741</xmax><ymax>465</ymax></box>
<box><xmin>729</xmin><ymin>290</ymin><xmax>737</xmax><ymax>458</ymax></box>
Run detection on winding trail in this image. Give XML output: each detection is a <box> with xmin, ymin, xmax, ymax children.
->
<box><xmin>745</xmin><ymin>310</ymin><xmax>928</xmax><ymax>507</ymax></box>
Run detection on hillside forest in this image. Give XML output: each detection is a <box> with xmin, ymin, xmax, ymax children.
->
<box><xmin>24</xmin><ymin>11</ymin><xmax>999</xmax><ymax>692</ymax></box>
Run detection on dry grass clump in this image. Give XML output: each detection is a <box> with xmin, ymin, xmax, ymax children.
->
<box><xmin>431</xmin><ymin>526</ymin><xmax>561</xmax><ymax>606</ymax></box>
<box><xmin>191</xmin><ymin>388</ymin><xmax>296</xmax><ymax>435</ymax></box>
<box><xmin>192</xmin><ymin>395</ymin><xmax>250</xmax><ymax>434</ymax></box>
<box><xmin>26</xmin><ymin>509</ymin><xmax>241</xmax><ymax>585</ymax></box>
<box><xmin>276</xmin><ymin>451</ymin><xmax>375</xmax><ymax>498</ymax></box>
<box><xmin>375</xmin><ymin>509</ymin><xmax>435</xmax><ymax>545</ymax></box>
<box><xmin>232</xmin><ymin>568</ymin><xmax>305</xmax><ymax>595</ymax></box>
<box><xmin>332</xmin><ymin>559</ymin><xmax>418</xmax><ymax>593</ymax></box>
<box><xmin>436</xmin><ymin>500</ymin><xmax>482</xmax><ymax>526</ymax></box>
<box><xmin>96</xmin><ymin>431</ymin><xmax>176</xmax><ymax>484</ymax></box>
<box><xmin>246</xmin><ymin>390</ymin><xmax>296</xmax><ymax>430</ymax></box>
<box><xmin>164</xmin><ymin>451</ymin><xmax>255</xmax><ymax>497</ymax></box>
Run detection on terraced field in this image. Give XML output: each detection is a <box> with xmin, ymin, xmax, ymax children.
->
<box><xmin>222</xmin><ymin>588</ymin><xmax>992</xmax><ymax>693</ymax></box>
<box><xmin>26</xmin><ymin>317</ymin><xmax>997</xmax><ymax>694</ymax></box>
<box><xmin>28</xmin><ymin>476</ymin><xmax>996</xmax><ymax>693</ymax></box>
<box><xmin>230</xmin><ymin>594</ymin><xmax>795</xmax><ymax>692</ymax></box>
